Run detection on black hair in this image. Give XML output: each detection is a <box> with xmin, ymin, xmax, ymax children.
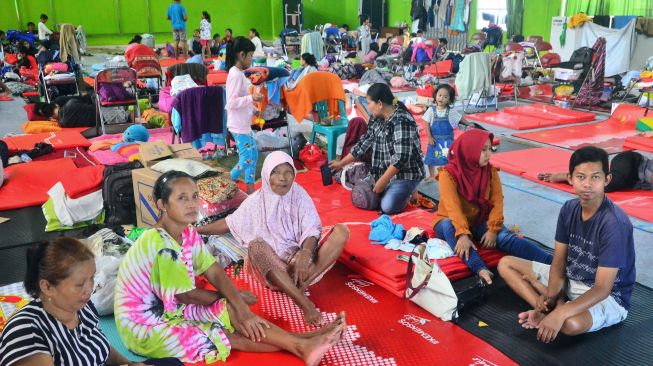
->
<box><xmin>128</xmin><ymin>35</ymin><xmax>142</xmax><ymax>45</ymax></box>
<box><xmin>153</xmin><ymin>170</ymin><xmax>194</xmax><ymax>205</ymax></box>
<box><xmin>301</xmin><ymin>52</ymin><xmax>317</xmax><ymax>67</ymax></box>
<box><xmin>367</xmin><ymin>83</ymin><xmax>407</xmax><ymax>111</ymax></box>
<box><xmin>27</xmin><ymin>22</ymin><xmax>35</xmax><ymax>27</ymax></box>
<box><xmin>568</xmin><ymin>146</ymin><xmax>609</xmax><ymax>176</ymax></box>
<box><xmin>40</xmin><ymin>14</ymin><xmax>48</xmax><ymax>20</ymax></box>
<box><xmin>34</xmin><ymin>102</ymin><xmax>56</xmax><ymax>118</ymax></box>
<box><xmin>24</xmin><ymin>237</ymin><xmax>95</xmax><ymax>298</ymax></box>
<box><xmin>249</xmin><ymin>28</ymin><xmax>260</xmax><ymax>38</ymax></box>
<box><xmin>0</xmin><ymin>30</ymin><xmax>4</xmax><ymax>37</ymax></box>
<box><xmin>342</xmin><ymin>24</ymin><xmax>350</xmax><ymax>31</ymax></box>
<box><xmin>202</xmin><ymin>11</ymin><xmax>211</xmax><ymax>23</ymax></box>
<box><xmin>434</xmin><ymin>84</ymin><xmax>456</xmax><ymax>105</ymax></box>
<box><xmin>410</xmin><ymin>32</ymin><xmax>416</xmax><ymax>37</ymax></box>
<box><xmin>360</xmin><ymin>14</ymin><xmax>370</xmax><ymax>25</ymax></box>
<box><xmin>213</xmin><ymin>33</ymin><xmax>220</xmax><ymax>39</ymax></box>
<box><xmin>40</xmin><ymin>39</ymin><xmax>51</xmax><ymax>50</ymax></box>
<box><xmin>225</xmin><ymin>28</ymin><xmax>233</xmax><ymax>35</ymax></box>
<box><xmin>225</xmin><ymin>36</ymin><xmax>255</xmax><ymax>70</ymax></box>
<box><xmin>370</xmin><ymin>43</ymin><xmax>379</xmax><ymax>52</ymax></box>
<box><xmin>438</xmin><ymin>37</ymin><xmax>448</xmax><ymax>45</ymax></box>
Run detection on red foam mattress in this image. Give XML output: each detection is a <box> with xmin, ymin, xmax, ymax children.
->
<box><xmin>467</xmin><ymin>111</ymin><xmax>559</xmax><ymax>130</ymax></box>
<box><xmin>0</xmin><ymin>159</ymin><xmax>79</xmax><ymax>210</ymax></box>
<box><xmin>623</xmin><ymin>135</ymin><xmax>653</xmax><ymax>153</ymax></box>
<box><xmin>514</xmin><ymin>104</ymin><xmax>646</xmax><ymax>154</ymax></box>
<box><xmin>3</xmin><ymin>130</ymin><xmax>91</xmax><ymax>154</ymax></box>
<box><xmin>503</xmin><ymin>103</ymin><xmax>596</xmax><ymax>124</ymax></box>
<box><xmin>491</xmin><ymin>147</ymin><xmax>653</xmax><ymax>222</ymax></box>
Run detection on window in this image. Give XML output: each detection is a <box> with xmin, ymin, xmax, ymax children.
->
<box><xmin>476</xmin><ymin>0</ymin><xmax>508</xmax><ymax>30</ymax></box>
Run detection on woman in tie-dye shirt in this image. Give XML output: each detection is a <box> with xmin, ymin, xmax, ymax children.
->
<box><xmin>114</xmin><ymin>171</ymin><xmax>346</xmax><ymax>365</ymax></box>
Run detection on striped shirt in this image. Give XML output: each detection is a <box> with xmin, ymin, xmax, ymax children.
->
<box><xmin>0</xmin><ymin>300</ymin><xmax>109</xmax><ymax>366</ymax></box>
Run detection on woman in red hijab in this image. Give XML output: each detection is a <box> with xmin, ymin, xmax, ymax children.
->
<box><xmin>433</xmin><ymin>129</ymin><xmax>552</xmax><ymax>284</ymax></box>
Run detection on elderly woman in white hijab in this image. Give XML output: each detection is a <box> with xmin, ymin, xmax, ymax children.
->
<box><xmin>199</xmin><ymin>151</ymin><xmax>349</xmax><ymax>326</ymax></box>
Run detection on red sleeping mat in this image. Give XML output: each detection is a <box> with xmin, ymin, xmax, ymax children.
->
<box><xmin>623</xmin><ymin>135</ymin><xmax>653</xmax><ymax>153</ymax></box>
<box><xmin>3</xmin><ymin>130</ymin><xmax>91</xmax><ymax>154</ymax></box>
<box><xmin>491</xmin><ymin>147</ymin><xmax>653</xmax><ymax>222</ymax></box>
<box><xmin>0</xmin><ymin>159</ymin><xmax>78</xmax><ymax>210</ymax></box>
<box><xmin>502</xmin><ymin>103</ymin><xmax>596</xmax><ymax>124</ymax></box>
<box><xmin>514</xmin><ymin>104</ymin><xmax>647</xmax><ymax>154</ymax></box>
<box><xmin>339</xmin><ymin>210</ymin><xmax>507</xmax><ymax>297</ymax></box>
<box><xmin>467</xmin><ymin>111</ymin><xmax>559</xmax><ymax>130</ymax></box>
<box><xmin>180</xmin><ymin>264</ymin><xmax>517</xmax><ymax>366</ymax></box>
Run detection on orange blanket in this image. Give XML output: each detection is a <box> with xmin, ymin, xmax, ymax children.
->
<box><xmin>282</xmin><ymin>72</ymin><xmax>345</xmax><ymax>122</ymax></box>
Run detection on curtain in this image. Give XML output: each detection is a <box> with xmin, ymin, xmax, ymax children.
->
<box><xmin>566</xmin><ymin>0</ymin><xmax>653</xmax><ymax>17</ymax></box>
<box><xmin>506</xmin><ymin>0</ymin><xmax>524</xmax><ymax>37</ymax></box>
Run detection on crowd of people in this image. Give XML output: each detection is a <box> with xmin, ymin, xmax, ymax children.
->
<box><xmin>0</xmin><ymin>0</ymin><xmax>645</xmax><ymax>365</ymax></box>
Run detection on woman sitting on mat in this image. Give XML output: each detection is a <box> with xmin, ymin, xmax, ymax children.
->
<box><xmin>0</xmin><ymin>237</ymin><xmax>158</xmax><ymax>366</ymax></box>
<box><xmin>114</xmin><ymin>169</ymin><xmax>346</xmax><ymax>366</ymax></box>
<box><xmin>199</xmin><ymin>151</ymin><xmax>349</xmax><ymax>326</ymax></box>
<box><xmin>434</xmin><ymin>129</ymin><xmax>553</xmax><ymax>285</ymax></box>
<box><xmin>537</xmin><ymin>150</ymin><xmax>652</xmax><ymax>192</ymax></box>
<box><xmin>330</xmin><ymin>83</ymin><xmax>425</xmax><ymax>214</ymax></box>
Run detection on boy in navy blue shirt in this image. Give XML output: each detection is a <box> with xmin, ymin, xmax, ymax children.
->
<box><xmin>498</xmin><ymin>146</ymin><xmax>635</xmax><ymax>343</ymax></box>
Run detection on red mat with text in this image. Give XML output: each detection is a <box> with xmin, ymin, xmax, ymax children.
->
<box><xmin>513</xmin><ymin>104</ymin><xmax>647</xmax><ymax>154</ymax></box>
<box><xmin>185</xmin><ymin>264</ymin><xmax>516</xmax><ymax>366</ymax></box>
<box><xmin>491</xmin><ymin>147</ymin><xmax>653</xmax><ymax>222</ymax></box>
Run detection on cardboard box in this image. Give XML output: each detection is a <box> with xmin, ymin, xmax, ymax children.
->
<box><xmin>139</xmin><ymin>141</ymin><xmax>202</xmax><ymax>167</ymax></box>
<box><xmin>132</xmin><ymin>168</ymin><xmax>162</xmax><ymax>227</ymax></box>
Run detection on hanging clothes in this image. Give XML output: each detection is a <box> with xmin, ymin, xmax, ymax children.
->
<box><xmin>576</xmin><ymin>37</ymin><xmax>606</xmax><ymax>107</ymax></box>
<box><xmin>438</xmin><ymin>0</ymin><xmax>450</xmax><ymax>22</ymax></box>
<box><xmin>450</xmin><ymin>0</ymin><xmax>467</xmax><ymax>32</ymax></box>
<box><xmin>172</xmin><ymin>86</ymin><xmax>225</xmax><ymax>143</ymax></box>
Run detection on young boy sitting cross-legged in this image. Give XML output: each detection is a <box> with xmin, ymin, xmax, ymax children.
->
<box><xmin>497</xmin><ymin>146</ymin><xmax>636</xmax><ymax>343</ymax></box>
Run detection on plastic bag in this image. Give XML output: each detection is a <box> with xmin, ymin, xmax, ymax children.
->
<box><xmin>254</xmin><ymin>130</ymin><xmax>287</xmax><ymax>151</ymax></box>
<box><xmin>299</xmin><ymin>144</ymin><xmax>326</xmax><ymax>171</ymax></box>
<box><xmin>91</xmin><ymin>256</ymin><xmax>122</xmax><ymax>316</ymax></box>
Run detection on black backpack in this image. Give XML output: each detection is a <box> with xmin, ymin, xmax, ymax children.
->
<box><xmin>102</xmin><ymin>161</ymin><xmax>143</xmax><ymax>226</ymax></box>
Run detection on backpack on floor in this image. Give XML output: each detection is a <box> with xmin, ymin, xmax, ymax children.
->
<box><xmin>102</xmin><ymin>161</ymin><xmax>143</xmax><ymax>226</ymax></box>
<box><xmin>351</xmin><ymin>175</ymin><xmax>380</xmax><ymax>210</ymax></box>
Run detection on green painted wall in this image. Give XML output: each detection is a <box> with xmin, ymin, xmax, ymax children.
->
<box><xmin>303</xmin><ymin>0</ymin><xmax>359</xmax><ymax>30</ymax></box>
<box><xmin>1</xmin><ymin>0</ymin><xmax>562</xmax><ymax>45</ymax></box>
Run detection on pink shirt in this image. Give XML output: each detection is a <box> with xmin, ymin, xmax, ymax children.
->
<box><xmin>226</xmin><ymin>66</ymin><xmax>255</xmax><ymax>134</ymax></box>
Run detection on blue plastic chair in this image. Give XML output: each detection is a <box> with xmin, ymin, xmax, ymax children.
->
<box><xmin>309</xmin><ymin>99</ymin><xmax>349</xmax><ymax>161</ymax></box>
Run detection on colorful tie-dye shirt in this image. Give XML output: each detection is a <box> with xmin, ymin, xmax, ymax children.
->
<box><xmin>114</xmin><ymin>226</ymin><xmax>233</xmax><ymax>364</ymax></box>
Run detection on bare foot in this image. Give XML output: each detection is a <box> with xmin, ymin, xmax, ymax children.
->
<box><xmin>301</xmin><ymin>314</ymin><xmax>346</xmax><ymax>366</ymax></box>
<box><xmin>302</xmin><ymin>304</ymin><xmax>324</xmax><ymax>327</ymax></box>
<box><xmin>518</xmin><ymin>310</ymin><xmax>545</xmax><ymax>329</ymax></box>
<box><xmin>240</xmin><ymin>290</ymin><xmax>258</xmax><ymax>305</ymax></box>
<box><xmin>521</xmin><ymin>274</ymin><xmax>547</xmax><ymax>295</ymax></box>
<box><xmin>479</xmin><ymin>269</ymin><xmax>494</xmax><ymax>285</ymax></box>
<box><xmin>298</xmin><ymin>312</ymin><xmax>345</xmax><ymax>338</ymax></box>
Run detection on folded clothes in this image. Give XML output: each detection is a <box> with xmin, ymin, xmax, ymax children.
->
<box><xmin>384</xmin><ymin>239</ymin><xmax>416</xmax><ymax>252</ymax></box>
<box><xmin>425</xmin><ymin>238</ymin><xmax>454</xmax><ymax>262</ymax></box>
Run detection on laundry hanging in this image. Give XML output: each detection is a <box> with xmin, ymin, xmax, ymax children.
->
<box><xmin>578</xmin><ymin>19</ymin><xmax>636</xmax><ymax>76</ymax></box>
<box><xmin>576</xmin><ymin>37</ymin><xmax>606</xmax><ymax>107</ymax></box>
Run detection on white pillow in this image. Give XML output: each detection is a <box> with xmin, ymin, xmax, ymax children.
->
<box><xmin>150</xmin><ymin>158</ymin><xmax>215</xmax><ymax>177</ymax></box>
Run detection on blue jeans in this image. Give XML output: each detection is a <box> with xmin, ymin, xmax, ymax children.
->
<box><xmin>380</xmin><ymin>179</ymin><xmax>422</xmax><ymax>214</ymax></box>
<box><xmin>435</xmin><ymin>219</ymin><xmax>552</xmax><ymax>274</ymax></box>
<box><xmin>230</xmin><ymin>132</ymin><xmax>258</xmax><ymax>184</ymax></box>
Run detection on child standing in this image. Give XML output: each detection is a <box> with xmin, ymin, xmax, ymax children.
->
<box><xmin>189</xmin><ymin>29</ymin><xmax>202</xmax><ymax>57</ymax></box>
<box><xmin>199</xmin><ymin>11</ymin><xmax>212</xmax><ymax>59</ymax></box>
<box><xmin>423</xmin><ymin>84</ymin><xmax>473</xmax><ymax>181</ymax></box>
<box><xmin>38</xmin><ymin>14</ymin><xmax>53</xmax><ymax>42</ymax></box>
<box><xmin>225</xmin><ymin>36</ymin><xmax>263</xmax><ymax>194</ymax></box>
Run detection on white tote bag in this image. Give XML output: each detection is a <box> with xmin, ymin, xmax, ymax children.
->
<box><xmin>405</xmin><ymin>243</ymin><xmax>459</xmax><ymax>321</ymax></box>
